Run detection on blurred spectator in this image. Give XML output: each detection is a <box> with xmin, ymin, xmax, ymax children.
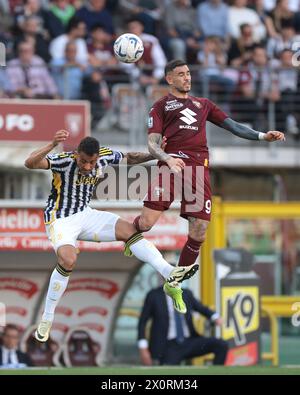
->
<box><xmin>197</xmin><ymin>0</ymin><xmax>229</xmax><ymax>42</ymax></box>
<box><xmin>263</xmin><ymin>0</ymin><xmax>300</xmax><ymax>12</ymax></box>
<box><xmin>87</xmin><ymin>23</ymin><xmax>116</xmax><ymax>67</ymax></box>
<box><xmin>14</xmin><ymin>0</ymin><xmax>47</xmax><ymax>34</ymax></box>
<box><xmin>228</xmin><ymin>23</ymin><xmax>258</xmax><ymax>67</ymax></box>
<box><xmin>51</xmin><ymin>40</ymin><xmax>87</xmax><ymax>99</ymax></box>
<box><xmin>138</xmin><ymin>286</ymin><xmax>228</xmax><ymax>366</ymax></box>
<box><xmin>0</xmin><ymin>3</ymin><xmax>13</xmax><ymax>32</ymax></box>
<box><xmin>87</xmin><ymin>23</ymin><xmax>129</xmax><ymax>86</ymax></box>
<box><xmin>267</xmin><ymin>20</ymin><xmax>300</xmax><ymax>58</ymax></box>
<box><xmin>252</xmin><ymin>0</ymin><xmax>277</xmax><ymax>38</ymax></box>
<box><xmin>228</xmin><ymin>0</ymin><xmax>266</xmax><ymax>42</ymax></box>
<box><xmin>234</xmin><ymin>45</ymin><xmax>279</xmax><ymax>129</ymax></box>
<box><xmin>275</xmin><ymin>49</ymin><xmax>300</xmax><ymax>137</ymax></box>
<box><xmin>0</xmin><ymin>0</ymin><xmax>23</xmax><ymax>14</ymax></box>
<box><xmin>106</xmin><ymin>0</ymin><xmax>119</xmax><ymax>12</ymax></box>
<box><xmin>44</xmin><ymin>0</ymin><xmax>76</xmax><ymax>39</ymax></box>
<box><xmin>0</xmin><ymin>69</ymin><xmax>12</xmax><ymax>97</ymax></box>
<box><xmin>119</xmin><ymin>0</ymin><xmax>164</xmax><ymax>35</ymax></box>
<box><xmin>0</xmin><ymin>31</ymin><xmax>15</xmax><ymax>62</ymax></box>
<box><xmin>268</xmin><ymin>0</ymin><xmax>295</xmax><ymax>33</ymax></box>
<box><xmin>123</xmin><ymin>16</ymin><xmax>167</xmax><ymax>87</ymax></box>
<box><xmin>164</xmin><ymin>0</ymin><xmax>201</xmax><ymax>61</ymax></box>
<box><xmin>14</xmin><ymin>15</ymin><xmax>50</xmax><ymax>62</ymax></box>
<box><xmin>76</xmin><ymin>0</ymin><xmax>114</xmax><ymax>33</ymax></box>
<box><xmin>197</xmin><ymin>36</ymin><xmax>235</xmax><ymax>108</ymax></box>
<box><xmin>49</xmin><ymin>17</ymin><xmax>88</xmax><ymax>64</ymax></box>
<box><xmin>49</xmin><ymin>0</ymin><xmax>75</xmax><ymax>26</ymax></box>
<box><xmin>0</xmin><ymin>324</ymin><xmax>33</xmax><ymax>367</ymax></box>
<box><xmin>81</xmin><ymin>69</ymin><xmax>111</xmax><ymax>128</ymax></box>
<box><xmin>7</xmin><ymin>40</ymin><xmax>58</xmax><ymax>99</ymax></box>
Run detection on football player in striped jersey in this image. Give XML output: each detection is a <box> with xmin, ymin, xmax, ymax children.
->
<box><xmin>25</xmin><ymin>130</ymin><xmax>198</xmax><ymax>342</ymax></box>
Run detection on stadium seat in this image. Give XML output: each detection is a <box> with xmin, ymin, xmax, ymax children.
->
<box><xmin>62</xmin><ymin>327</ymin><xmax>100</xmax><ymax>367</ymax></box>
<box><xmin>20</xmin><ymin>326</ymin><xmax>59</xmax><ymax>367</ymax></box>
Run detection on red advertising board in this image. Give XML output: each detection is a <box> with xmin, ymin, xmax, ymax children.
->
<box><xmin>0</xmin><ymin>100</ymin><xmax>90</xmax><ymax>149</ymax></box>
<box><xmin>0</xmin><ymin>208</ymin><xmax>187</xmax><ymax>252</ymax></box>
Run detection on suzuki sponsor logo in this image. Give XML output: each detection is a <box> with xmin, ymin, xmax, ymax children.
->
<box><xmin>179</xmin><ymin>108</ymin><xmax>197</xmax><ymax>125</ymax></box>
<box><xmin>179</xmin><ymin>108</ymin><xmax>198</xmax><ymax>130</ymax></box>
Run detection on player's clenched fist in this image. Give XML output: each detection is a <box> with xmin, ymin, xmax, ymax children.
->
<box><xmin>264</xmin><ymin>131</ymin><xmax>285</xmax><ymax>142</ymax></box>
<box><xmin>53</xmin><ymin>130</ymin><xmax>69</xmax><ymax>147</ymax></box>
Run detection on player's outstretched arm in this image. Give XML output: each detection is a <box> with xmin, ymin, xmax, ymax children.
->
<box><xmin>123</xmin><ymin>152</ymin><xmax>154</xmax><ymax>165</ymax></box>
<box><xmin>123</xmin><ymin>136</ymin><xmax>168</xmax><ymax>165</ymax></box>
<box><xmin>24</xmin><ymin>130</ymin><xmax>69</xmax><ymax>169</ymax></box>
<box><xmin>220</xmin><ymin>118</ymin><xmax>285</xmax><ymax>142</ymax></box>
<box><xmin>148</xmin><ymin>133</ymin><xmax>185</xmax><ymax>173</ymax></box>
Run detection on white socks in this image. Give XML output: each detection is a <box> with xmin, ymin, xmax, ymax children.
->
<box><xmin>42</xmin><ymin>266</ymin><xmax>70</xmax><ymax>322</ymax></box>
<box><xmin>129</xmin><ymin>238</ymin><xmax>174</xmax><ymax>279</ymax></box>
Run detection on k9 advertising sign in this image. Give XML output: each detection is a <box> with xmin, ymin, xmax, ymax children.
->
<box><xmin>220</xmin><ymin>278</ymin><xmax>261</xmax><ymax>366</ymax></box>
<box><xmin>0</xmin><ymin>99</ymin><xmax>90</xmax><ymax>149</ymax></box>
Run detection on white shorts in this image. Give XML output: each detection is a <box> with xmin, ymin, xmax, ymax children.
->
<box><xmin>45</xmin><ymin>207</ymin><xmax>120</xmax><ymax>253</ymax></box>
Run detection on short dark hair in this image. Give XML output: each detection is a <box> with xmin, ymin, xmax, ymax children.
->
<box><xmin>126</xmin><ymin>16</ymin><xmax>145</xmax><ymax>27</ymax></box>
<box><xmin>3</xmin><ymin>324</ymin><xmax>20</xmax><ymax>335</ymax></box>
<box><xmin>77</xmin><ymin>137</ymin><xmax>99</xmax><ymax>156</ymax></box>
<box><xmin>66</xmin><ymin>16</ymin><xmax>85</xmax><ymax>34</ymax></box>
<box><xmin>165</xmin><ymin>60</ymin><xmax>188</xmax><ymax>76</ymax></box>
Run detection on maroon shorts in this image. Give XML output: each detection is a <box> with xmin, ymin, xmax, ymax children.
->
<box><xmin>144</xmin><ymin>163</ymin><xmax>212</xmax><ymax>221</ymax></box>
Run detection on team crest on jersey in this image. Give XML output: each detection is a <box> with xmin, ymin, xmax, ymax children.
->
<box><xmin>165</xmin><ymin>100</ymin><xmax>184</xmax><ymax>111</ymax></box>
<box><xmin>192</xmin><ymin>101</ymin><xmax>202</xmax><ymax>109</ymax></box>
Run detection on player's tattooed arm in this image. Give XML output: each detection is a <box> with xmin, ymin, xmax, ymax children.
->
<box><xmin>24</xmin><ymin>130</ymin><xmax>69</xmax><ymax>169</ymax></box>
<box><xmin>123</xmin><ymin>137</ymin><xmax>168</xmax><ymax>164</ymax></box>
<box><xmin>148</xmin><ymin>133</ymin><xmax>185</xmax><ymax>173</ymax></box>
<box><xmin>148</xmin><ymin>133</ymin><xmax>171</xmax><ymax>162</ymax></box>
<box><xmin>124</xmin><ymin>152</ymin><xmax>154</xmax><ymax>164</ymax></box>
<box><xmin>221</xmin><ymin>118</ymin><xmax>285</xmax><ymax>142</ymax></box>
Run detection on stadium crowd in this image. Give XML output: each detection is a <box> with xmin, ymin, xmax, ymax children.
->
<box><xmin>0</xmin><ymin>0</ymin><xmax>300</xmax><ymax>135</ymax></box>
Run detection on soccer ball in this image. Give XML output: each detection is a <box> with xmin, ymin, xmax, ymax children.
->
<box><xmin>113</xmin><ymin>33</ymin><xmax>144</xmax><ymax>63</ymax></box>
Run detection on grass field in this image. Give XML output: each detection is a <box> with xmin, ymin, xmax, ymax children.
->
<box><xmin>0</xmin><ymin>366</ymin><xmax>299</xmax><ymax>375</ymax></box>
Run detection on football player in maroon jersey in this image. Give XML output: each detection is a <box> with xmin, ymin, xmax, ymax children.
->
<box><xmin>133</xmin><ymin>59</ymin><xmax>285</xmax><ymax>270</ymax></box>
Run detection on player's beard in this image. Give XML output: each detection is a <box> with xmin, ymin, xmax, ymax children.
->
<box><xmin>176</xmin><ymin>84</ymin><xmax>191</xmax><ymax>94</ymax></box>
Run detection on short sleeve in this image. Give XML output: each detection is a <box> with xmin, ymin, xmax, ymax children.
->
<box><xmin>46</xmin><ymin>152</ymin><xmax>73</xmax><ymax>172</ymax></box>
<box><xmin>148</xmin><ymin>100</ymin><xmax>164</xmax><ymax>135</ymax></box>
<box><xmin>206</xmin><ymin>99</ymin><xmax>228</xmax><ymax>126</ymax></box>
<box><xmin>99</xmin><ymin>147</ymin><xmax>124</xmax><ymax>165</ymax></box>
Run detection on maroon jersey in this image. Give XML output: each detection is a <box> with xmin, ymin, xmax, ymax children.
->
<box><xmin>148</xmin><ymin>93</ymin><xmax>228</xmax><ymax>164</ymax></box>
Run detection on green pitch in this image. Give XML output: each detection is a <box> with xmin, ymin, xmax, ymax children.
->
<box><xmin>0</xmin><ymin>366</ymin><xmax>299</xmax><ymax>375</ymax></box>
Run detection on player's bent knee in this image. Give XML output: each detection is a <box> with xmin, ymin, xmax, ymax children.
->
<box><xmin>115</xmin><ymin>219</ymin><xmax>138</xmax><ymax>241</ymax></box>
<box><xmin>60</xmin><ymin>255</ymin><xmax>77</xmax><ymax>271</ymax></box>
<box><xmin>139</xmin><ymin>217</ymin><xmax>155</xmax><ymax>232</ymax></box>
<box><xmin>57</xmin><ymin>247</ymin><xmax>77</xmax><ymax>271</ymax></box>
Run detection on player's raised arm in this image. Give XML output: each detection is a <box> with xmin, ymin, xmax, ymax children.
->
<box><xmin>148</xmin><ymin>133</ymin><xmax>185</xmax><ymax>173</ymax></box>
<box><xmin>24</xmin><ymin>130</ymin><xmax>69</xmax><ymax>169</ymax></box>
<box><xmin>220</xmin><ymin>118</ymin><xmax>286</xmax><ymax>142</ymax></box>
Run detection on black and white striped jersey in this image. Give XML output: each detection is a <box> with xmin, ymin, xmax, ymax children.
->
<box><xmin>44</xmin><ymin>147</ymin><xmax>123</xmax><ymax>224</ymax></box>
